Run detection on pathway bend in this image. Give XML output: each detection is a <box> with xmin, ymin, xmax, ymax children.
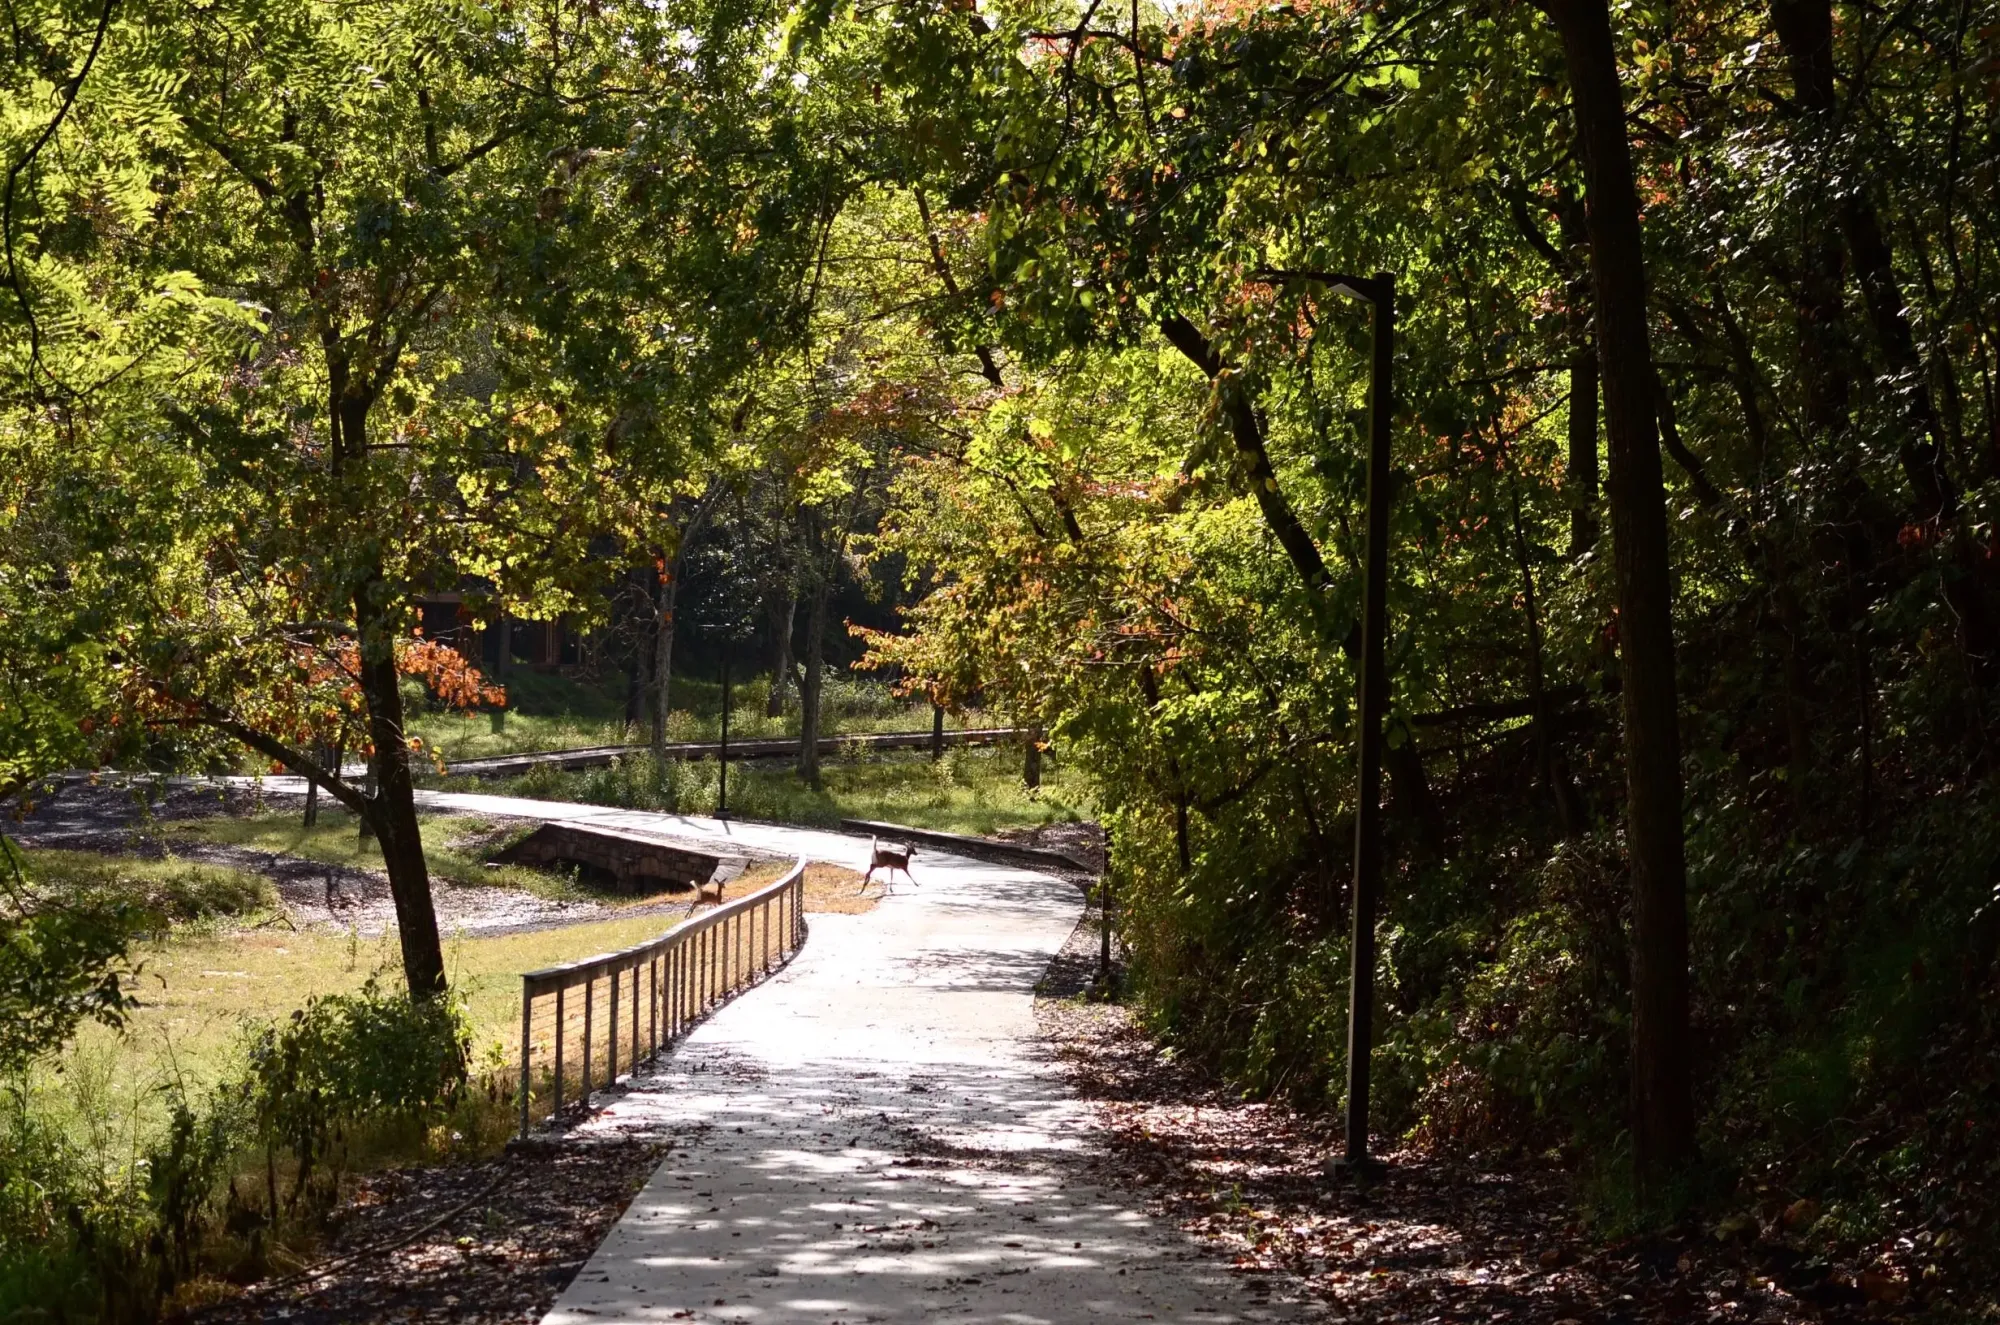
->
<box><xmin>268</xmin><ymin>785</ymin><xmax>1313</xmax><ymax>1323</ymax></box>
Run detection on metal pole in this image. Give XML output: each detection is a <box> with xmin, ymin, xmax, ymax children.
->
<box><xmin>1339</xmin><ymin>273</ymin><xmax>1394</xmax><ymax>1178</ymax></box>
<box><xmin>718</xmin><ymin>648</ymin><xmax>731</xmax><ymax>818</ymax></box>
<box><xmin>581</xmin><ymin>977</ymin><xmax>593</xmax><ymax>1101</ymax></box>
<box><xmin>608</xmin><ymin>969</ymin><xmax>619</xmax><ymax>1083</ymax></box>
<box><xmin>553</xmin><ymin>986</ymin><xmax>565</xmax><ymax>1116</ymax></box>
<box><xmin>519</xmin><ymin>984</ymin><xmax>533</xmax><ymax>1139</ymax></box>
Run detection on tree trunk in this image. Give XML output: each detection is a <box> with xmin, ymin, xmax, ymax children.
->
<box><xmin>1139</xmin><ymin>665</ymin><xmax>1194</xmax><ymax>871</ymax></box>
<box><xmin>931</xmin><ymin>701</ymin><xmax>945</xmax><ymax>761</ymax></box>
<box><xmin>1844</xmin><ymin>197</ymin><xmax>1959</xmax><ymax>521</ymax></box>
<box><xmin>625</xmin><ymin>567</ymin><xmax>653</xmax><ymax>734</ymax></box>
<box><xmin>1023</xmin><ymin>727</ymin><xmax>1043</xmax><ymax>789</ymax></box>
<box><xmin>490</xmin><ymin>613</ymin><xmax>510</xmax><ymax>734</ymax></box>
<box><xmin>797</xmin><ymin>511</ymin><xmax>829</xmax><ymax>787</ymax></box>
<box><xmin>357</xmin><ymin>760</ymin><xmax>377</xmax><ymax>842</ymax></box>
<box><xmin>766</xmin><ymin>589</ymin><xmax>795</xmax><ymax>718</ymax></box>
<box><xmin>1510</xmin><ymin>482</ymin><xmax>1554</xmax><ymax>803</ymax></box>
<box><xmin>1770</xmin><ymin>0</ymin><xmax>1856</xmax><ymax>447</ymax></box>
<box><xmin>1557</xmin><ymin>198</ymin><xmax>1602</xmax><ymax>557</ymax></box>
<box><xmin>1543</xmin><ymin>0</ymin><xmax>1696</xmax><ymax>1194</ymax></box>
<box><xmin>354</xmin><ymin>579</ymin><xmax>447</xmax><ymax>1000</ymax></box>
<box><xmin>1568</xmin><ymin>338</ymin><xmax>1602</xmax><ymax>557</ymax></box>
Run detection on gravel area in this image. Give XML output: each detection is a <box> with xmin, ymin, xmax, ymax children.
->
<box><xmin>4</xmin><ymin>777</ymin><xmax>700</xmax><ymax>938</ymax></box>
<box><xmin>991</xmin><ymin>819</ymin><xmax>1107</xmax><ymax>872</ymax></box>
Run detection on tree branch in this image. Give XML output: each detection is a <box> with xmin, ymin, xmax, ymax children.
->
<box><xmin>3</xmin><ymin>0</ymin><xmax>117</xmax><ymax>394</ymax></box>
<box><xmin>199</xmin><ymin>706</ymin><xmax>376</xmax><ymax>824</ymax></box>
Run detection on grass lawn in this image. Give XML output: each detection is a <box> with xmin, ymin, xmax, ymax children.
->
<box><xmin>16</xmin><ymin>848</ymin><xmax>279</xmax><ymax>930</ymax></box>
<box><xmin>29</xmin><ymin>904</ymin><xmax>679</xmax><ymax>1163</ymax></box>
<box><xmin>23</xmin><ymin>850</ymin><xmax>864</xmax><ymax>1170</ymax></box>
<box><xmin>479</xmin><ymin>743</ymin><xmax>1094</xmax><ymax>838</ymax></box>
<box><xmin>161</xmin><ymin>807</ymin><xmax>588</xmax><ymax>900</ymax></box>
<box><xmin>404</xmin><ymin>668</ymin><xmax>1002</xmax><ymax>764</ymax></box>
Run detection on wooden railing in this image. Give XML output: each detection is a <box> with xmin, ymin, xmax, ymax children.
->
<box><xmin>516</xmin><ymin>857</ymin><xmax>807</xmax><ymax>1137</ymax></box>
<box><xmin>451</xmin><ymin>726</ymin><xmax>1027</xmax><ymax>778</ymax></box>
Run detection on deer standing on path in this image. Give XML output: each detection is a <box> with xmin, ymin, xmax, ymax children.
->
<box><xmin>860</xmin><ymin>836</ymin><xmax>914</xmax><ymax>893</ymax></box>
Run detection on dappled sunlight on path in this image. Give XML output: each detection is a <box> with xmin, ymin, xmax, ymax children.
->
<box><xmin>409</xmin><ymin>794</ymin><xmax>1323</xmax><ymax>1324</ymax></box>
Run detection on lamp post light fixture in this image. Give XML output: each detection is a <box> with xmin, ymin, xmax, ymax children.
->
<box><xmin>1261</xmin><ymin>267</ymin><xmax>1395</xmax><ymax>1180</ymax></box>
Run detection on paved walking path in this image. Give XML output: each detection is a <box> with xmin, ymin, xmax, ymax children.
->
<box><xmin>255</xmin><ymin>784</ymin><xmax>1307</xmax><ymax>1322</ymax></box>
<box><xmin>408</xmin><ymin>792</ymin><xmax>1312</xmax><ymax>1320</ymax></box>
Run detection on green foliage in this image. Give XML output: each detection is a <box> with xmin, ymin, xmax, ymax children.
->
<box><xmin>244</xmin><ymin>979</ymin><xmax>471</xmax><ymax>1211</ymax></box>
<box><xmin>490</xmin><ymin>744</ymin><xmax>1088</xmax><ymax>838</ymax></box>
<box><xmin>0</xmin><ymin>982</ymin><xmax>473</xmax><ymax>1321</ymax></box>
<box><xmin>0</xmin><ymin>845</ymin><xmax>147</xmax><ymax>1072</ymax></box>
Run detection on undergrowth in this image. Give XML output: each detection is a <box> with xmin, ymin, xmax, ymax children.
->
<box><xmin>0</xmin><ymin>981</ymin><xmax>504</xmax><ymax>1322</ymax></box>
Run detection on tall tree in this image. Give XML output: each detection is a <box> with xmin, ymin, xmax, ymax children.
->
<box><xmin>1539</xmin><ymin>0</ymin><xmax>1696</xmax><ymax>1190</ymax></box>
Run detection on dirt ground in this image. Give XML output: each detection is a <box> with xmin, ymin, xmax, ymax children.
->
<box><xmin>173</xmin><ymin>1134</ymin><xmax>674</xmax><ymax>1325</ymax></box>
<box><xmin>990</xmin><ymin>818</ymin><xmax>1107</xmax><ymax>872</ymax></box>
<box><xmin>1033</xmin><ymin>919</ymin><xmax>1907</xmax><ymax>1325</ymax></box>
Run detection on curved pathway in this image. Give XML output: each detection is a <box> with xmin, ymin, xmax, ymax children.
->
<box><xmin>282</xmin><ymin>785</ymin><xmax>1310</xmax><ymax>1323</ymax></box>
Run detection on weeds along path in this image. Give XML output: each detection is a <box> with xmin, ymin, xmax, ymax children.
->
<box><xmin>286</xmin><ymin>786</ymin><xmax>1310</xmax><ymax>1324</ymax></box>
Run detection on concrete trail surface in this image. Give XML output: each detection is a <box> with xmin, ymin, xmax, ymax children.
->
<box><xmin>370</xmin><ymin>788</ymin><xmax>1309</xmax><ymax>1324</ymax></box>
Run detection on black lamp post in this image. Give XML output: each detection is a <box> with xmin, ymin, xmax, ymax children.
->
<box><xmin>1264</xmin><ymin>267</ymin><xmax>1395</xmax><ymax>1178</ymax></box>
<box><xmin>718</xmin><ymin>644</ymin><xmax>733</xmax><ymax>819</ymax></box>
<box><xmin>702</xmin><ymin>610</ymin><xmax>756</xmax><ymax>821</ymax></box>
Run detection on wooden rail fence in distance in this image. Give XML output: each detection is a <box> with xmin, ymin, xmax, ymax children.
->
<box><xmin>452</xmin><ymin>726</ymin><xmax>1027</xmax><ymax>779</ymax></box>
<box><xmin>517</xmin><ymin>857</ymin><xmax>806</xmax><ymax>1137</ymax></box>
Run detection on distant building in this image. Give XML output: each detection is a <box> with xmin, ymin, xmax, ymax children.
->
<box><xmin>414</xmin><ymin>594</ymin><xmax>588</xmax><ymax>673</ymax></box>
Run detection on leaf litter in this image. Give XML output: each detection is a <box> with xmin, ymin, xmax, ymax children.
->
<box><xmin>1035</xmin><ymin>917</ymin><xmax>1913</xmax><ymax>1325</ymax></box>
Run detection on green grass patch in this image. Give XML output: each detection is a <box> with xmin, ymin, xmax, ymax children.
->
<box><xmin>21</xmin><ymin>850</ymin><xmax>277</xmax><ymax>932</ymax></box>
<box><xmin>404</xmin><ymin>668</ymin><xmax>1003</xmax><ymax>763</ymax></box>
<box><xmin>6</xmin><ymin>906</ymin><xmax>702</xmax><ymax>1320</ymax></box>
<box><xmin>16</xmin><ymin>908</ymin><xmax>706</xmax><ymax>1217</ymax></box>
<box><xmin>160</xmin><ymin>810</ymin><xmax>584</xmax><ymax>901</ymax></box>
<box><xmin>478</xmin><ymin>744</ymin><xmax>1092</xmax><ymax>838</ymax></box>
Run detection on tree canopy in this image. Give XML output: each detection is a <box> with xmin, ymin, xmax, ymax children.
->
<box><xmin>9</xmin><ymin>0</ymin><xmax>2000</xmax><ymax>1237</ymax></box>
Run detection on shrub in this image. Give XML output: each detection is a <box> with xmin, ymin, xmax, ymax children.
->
<box><xmin>20</xmin><ymin>849</ymin><xmax>275</xmax><ymax>928</ymax></box>
<box><xmin>244</xmin><ymin>980</ymin><xmax>471</xmax><ymax>1212</ymax></box>
<box><xmin>0</xmin><ymin>979</ymin><xmax>477</xmax><ymax>1322</ymax></box>
<box><xmin>0</xmin><ymin>851</ymin><xmax>147</xmax><ymax>1072</ymax></box>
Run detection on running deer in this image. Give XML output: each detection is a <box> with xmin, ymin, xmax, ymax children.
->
<box><xmin>860</xmin><ymin>836</ymin><xmax>915</xmax><ymax>892</ymax></box>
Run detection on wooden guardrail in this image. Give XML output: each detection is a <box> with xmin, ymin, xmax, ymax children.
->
<box><xmin>452</xmin><ymin>726</ymin><xmax>1026</xmax><ymax>779</ymax></box>
<box><xmin>516</xmin><ymin>857</ymin><xmax>806</xmax><ymax>1137</ymax></box>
